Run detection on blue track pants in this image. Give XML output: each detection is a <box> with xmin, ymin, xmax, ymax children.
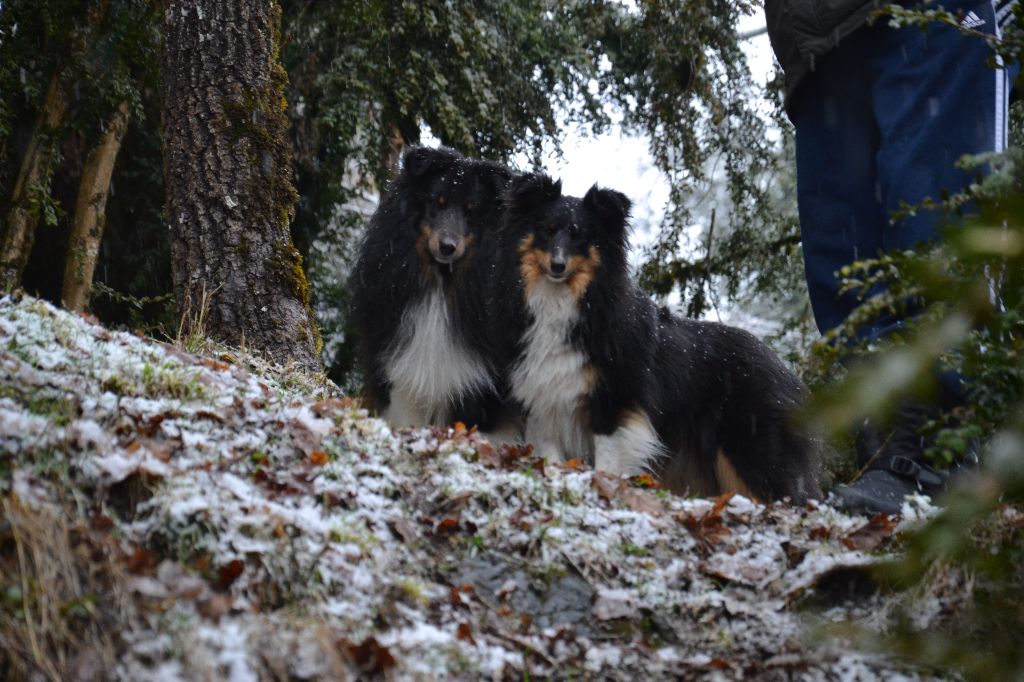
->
<box><xmin>791</xmin><ymin>0</ymin><xmax>1017</xmax><ymax>337</ymax></box>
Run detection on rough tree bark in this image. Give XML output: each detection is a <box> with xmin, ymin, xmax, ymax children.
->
<box><xmin>382</xmin><ymin>122</ymin><xmax>405</xmax><ymax>178</ymax></box>
<box><xmin>0</xmin><ymin>74</ymin><xmax>67</xmax><ymax>291</ymax></box>
<box><xmin>162</xmin><ymin>0</ymin><xmax>321</xmax><ymax>371</ymax></box>
<box><xmin>61</xmin><ymin>100</ymin><xmax>130</xmax><ymax>312</ymax></box>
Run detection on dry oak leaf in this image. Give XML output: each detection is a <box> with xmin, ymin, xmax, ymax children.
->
<box><xmin>389</xmin><ymin>517</ymin><xmax>418</xmax><ymax>544</ymax></box>
<box><xmin>217</xmin><ymin>559</ymin><xmax>245</xmax><ymax>591</ymax></box>
<box><xmin>456</xmin><ymin>623</ymin><xmax>476</xmax><ymax>645</ymax></box>
<box><xmin>678</xmin><ymin>499</ymin><xmax>733</xmax><ymax>550</ymax></box>
<box><xmin>311</xmin><ymin>397</ymin><xmax>353</xmax><ymax>418</ymax></box>
<box><xmin>841</xmin><ymin>513</ymin><xmax>896</xmax><ymax>551</ymax></box>
<box><xmin>434</xmin><ymin>516</ymin><xmax>461</xmax><ymax>536</ymax></box>
<box><xmin>630</xmin><ymin>473</ymin><xmax>661</xmax><ymax>489</ymax></box>
<box><xmin>592</xmin><ymin>471</ymin><xmax>624</xmax><ymax>502</ymax></box>
<box><xmin>479</xmin><ymin>442</ymin><xmax>534</xmax><ymax>470</ymax></box>
<box><xmin>339</xmin><ymin>637</ymin><xmax>397</xmax><ymax>675</ymax></box>
<box><xmin>125</xmin><ymin>547</ymin><xmax>158</xmax><ymax>575</ymax></box>
<box><xmin>620</xmin><ymin>487</ymin><xmax>666</xmax><ymax>516</ymax></box>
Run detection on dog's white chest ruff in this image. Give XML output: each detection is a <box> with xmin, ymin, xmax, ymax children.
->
<box><xmin>511</xmin><ymin>280</ymin><xmax>593</xmax><ymax>461</ymax></box>
<box><xmin>384</xmin><ymin>288</ymin><xmax>492</xmax><ymax>426</ymax></box>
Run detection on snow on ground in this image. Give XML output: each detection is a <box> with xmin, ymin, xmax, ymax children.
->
<box><xmin>0</xmin><ymin>294</ymin><xmax>933</xmax><ymax>680</ymax></box>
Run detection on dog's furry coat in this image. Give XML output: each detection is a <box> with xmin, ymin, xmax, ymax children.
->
<box><xmin>487</xmin><ymin>173</ymin><xmax>820</xmax><ymax>501</ymax></box>
<box><xmin>350</xmin><ymin>147</ymin><xmax>512</xmax><ymax>430</ymax></box>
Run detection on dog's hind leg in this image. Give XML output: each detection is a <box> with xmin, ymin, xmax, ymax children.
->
<box><xmin>384</xmin><ymin>390</ymin><xmax>431</xmax><ymax>429</ymax></box>
<box><xmin>594</xmin><ymin>409</ymin><xmax>667</xmax><ymax>478</ymax></box>
<box><xmin>714</xmin><ymin>450</ymin><xmax>760</xmax><ymax>501</ymax></box>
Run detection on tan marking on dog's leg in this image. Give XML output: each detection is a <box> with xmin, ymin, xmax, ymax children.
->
<box><xmin>594</xmin><ymin>409</ymin><xmax>666</xmax><ymax>478</ymax></box>
<box><xmin>715</xmin><ymin>450</ymin><xmax>759</xmax><ymax>501</ymax></box>
<box><xmin>384</xmin><ymin>390</ymin><xmax>429</xmax><ymax>429</ymax></box>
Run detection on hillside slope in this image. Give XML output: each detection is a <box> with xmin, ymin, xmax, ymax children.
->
<box><xmin>0</xmin><ymin>294</ymin><xmax>932</xmax><ymax>680</ymax></box>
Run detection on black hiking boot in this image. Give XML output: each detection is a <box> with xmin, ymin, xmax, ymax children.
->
<box><xmin>832</xmin><ymin>403</ymin><xmax>979</xmax><ymax>515</ymax></box>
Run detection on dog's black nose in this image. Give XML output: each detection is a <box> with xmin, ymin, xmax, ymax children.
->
<box><xmin>549</xmin><ymin>259</ymin><xmax>566</xmax><ymax>275</ymax></box>
<box><xmin>439</xmin><ymin>238</ymin><xmax>457</xmax><ymax>256</ymax></box>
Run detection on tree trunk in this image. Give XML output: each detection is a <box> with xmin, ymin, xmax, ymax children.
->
<box><xmin>382</xmin><ymin>122</ymin><xmax>405</xmax><ymax>178</ymax></box>
<box><xmin>61</xmin><ymin>100</ymin><xmax>130</xmax><ymax>313</ymax></box>
<box><xmin>162</xmin><ymin>0</ymin><xmax>322</xmax><ymax>371</ymax></box>
<box><xmin>0</xmin><ymin>74</ymin><xmax>67</xmax><ymax>291</ymax></box>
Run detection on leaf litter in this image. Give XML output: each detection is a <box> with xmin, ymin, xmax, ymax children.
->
<box><xmin>0</xmin><ymin>294</ymin><xmax>956</xmax><ymax>680</ymax></box>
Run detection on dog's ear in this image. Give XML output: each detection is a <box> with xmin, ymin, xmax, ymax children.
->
<box><xmin>582</xmin><ymin>184</ymin><xmax>631</xmax><ymax>230</ymax></box>
<box><xmin>506</xmin><ymin>173</ymin><xmax>562</xmax><ymax>212</ymax></box>
<box><xmin>474</xmin><ymin>162</ymin><xmax>513</xmax><ymax>200</ymax></box>
<box><xmin>402</xmin><ymin>146</ymin><xmax>459</xmax><ymax>177</ymax></box>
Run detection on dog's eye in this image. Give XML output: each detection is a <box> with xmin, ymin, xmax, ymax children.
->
<box><xmin>543</xmin><ymin>224</ymin><xmax>556</xmax><ymax>235</ymax></box>
<box><xmin>437</xmin><ymin>196</ymin><xmax>447</xmax><ymax>207</ymax></box>
<box><xmin>569</xmin><ymin>223</ymin><xmax>581</xmax><ymax>236</ymax></box>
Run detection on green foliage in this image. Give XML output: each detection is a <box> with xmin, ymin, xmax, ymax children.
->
<box><xmin>284</xmin><ymin>0</ymin><xmax>610</xmax><ymax>189</ymax></box>
<box><xmin>599</xmin><ymin>0</ymin><xmax>804</xmax><ymax>323</ymax></box>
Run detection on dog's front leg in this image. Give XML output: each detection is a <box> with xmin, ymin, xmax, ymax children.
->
<box><xmin>593</xmin><ymin>409</ymin><xmax>666</xmax><ymax>478</ymax></box>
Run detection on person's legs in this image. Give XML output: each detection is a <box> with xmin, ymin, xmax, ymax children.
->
<box><xmin>833</xmin><ymin>2</ymin><xmax>1016</xmax><ymax>513</ymax></box>
<box><xmin>873</xmin><ymin>0</ymin><xmax>1013</xmax><ymax>259</ymax></box>
<box><xmin>791</xmin><ymin>32</ymin><xmax>886</xmax><ymax>336</ymax></box>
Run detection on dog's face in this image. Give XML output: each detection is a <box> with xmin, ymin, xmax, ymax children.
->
<box><xmin>505</xmin><ymin>174</ymin><xmax>631</xmax><ymax>299</ymax></box>
<box><xmin>399</xmin><ymin>147</ymin><xmax>508</xmax><ymax>271</ymax></box>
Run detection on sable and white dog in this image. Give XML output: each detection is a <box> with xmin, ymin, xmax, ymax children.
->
<box><xmin>350</xmin><ymin>146</ymin><xmax>515</xmax><ymax>432</ymax></box>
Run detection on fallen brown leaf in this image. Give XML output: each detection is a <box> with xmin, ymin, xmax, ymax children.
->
<box><xmin>201</xmin><ymin>357</ymin><xmax>232</xmax><ymax>372</ymax></box>
<box><xmin>841</xmin><ymin>513</ymin><xmax>896</xmax><ymax>551</ymax></box>
<box><xmin>592</xmin><ymin>472</ymin><xmax>623</xmax><ymax>502</ymax></box>
<box><xmin>808</xmin><ymin>526</ymin><xmax>832</xmax><ymax>541</ymax></box>
<box><xmin>197</xmin><ymin>594</ymin><xmax>233</xmax><ymax>621</ymax></box>
<box><xmin>217</xmin><ymin>559</ymin><xmax>245</xmax><ymax>590</ymax></box>
<box><xmin>339</xmin><ymin>637</ymin><xmax>397</xmax><ymax>675</ymax></box>
<box><xmin>434</xmin><ymin>516</ymin><xmax>461</xmax><ymax>536</ymax></box>
<box><xmin>456</xmin><ymin>622</ymin><xmax>476</xmax><ymax>645</ymax></box>
<box><xmin>125</xmin><ymin>547</ymin><xmax>157</xmax><ymax>575</ymax></box>
<box><xmin>450</xmin><ymin>585</ymin><xmax>470</xmax><ymax>609</ymax></box>
<box><xmin>678</xmin><ymin>507</ymin><xmax>732</xmax><ymax>552</ymax></box>
<box><xmin>311</xmin><ymin>397</ymin><xmax>353</xmax><ymax>418</ymax></box>
<box><xmin>620</xmin><ymin>487</ymin><xmax>665</xmax><ymax>516</ymax></box>
<box><xmin>630</xmin><ymin>473</ymin><xmax>661</xmax><ymax>489</ymax></box>
<box><xmin>90</xmin><ymin>514</ymin><xmax>114</xmax><ymax>532</ymax></box>
<box><xmin>389</xmin><ymin>517</ymin><xmax>418</xmax><ymax>544</ymax></box>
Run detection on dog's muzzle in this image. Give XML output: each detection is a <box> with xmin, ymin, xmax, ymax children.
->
<box><xmin>546</xmin><ymin>246</ymin><xmax>569</xmax><ymax>282</ymax></box>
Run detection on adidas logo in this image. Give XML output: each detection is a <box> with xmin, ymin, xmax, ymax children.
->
<box><xmin>961</xmin><ymin>10</ymin><xmax>986</xmax><ymax>28</ymax></box>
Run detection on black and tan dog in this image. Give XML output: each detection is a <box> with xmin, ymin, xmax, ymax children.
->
<box><xmin>488</xmin><ymin>173</ymin><xmax>820</xmax><ymax>501</ymax></box>
<box><xmin>350</xmin><ymin>146</ymin><xmax>514</xmax><ymax>431</ymax></box>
